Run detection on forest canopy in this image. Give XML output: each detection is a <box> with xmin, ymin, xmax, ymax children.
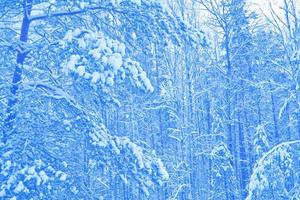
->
<box><xmin>1</xmin><ymin>0</ymin><xmax>300</xmax><ymax>199</ymax></box>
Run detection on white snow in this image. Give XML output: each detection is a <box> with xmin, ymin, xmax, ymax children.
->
<box><xmin>7</xmin><ymin>176</ymin><xmax>16</xmax><ymax>190</ymax></box>
<box><xmin>62</xmin><ymin>161</ymin><xmax>68</xmax><ymax>168</ymax></box>
<box><xmin>99</xmin><ymin>73</ymin><xmax>106</xmax><ymax>83</ymax></box>
<box><xmin>128</xmin><ymin>64</ymin><xmax>139</xmax><ymax>75</ymax></box>
<box><xmin>84</xmin><ymin>72</ymin><xmax>91</xmax><ymax>79</ymax></box>
<box><xmin>61</xmin><ymin>30</ymin><xmax>154</xmax><ymax>96</ymax></box>
<box><xmin>55</xmin><ymin>171</ymin><xmax>62</xmax><ymax>177</ymax></box>
<box><xmin>64</xmin><ymin>30</ymin><xmax>73</xmax><ymax>42</ymax></box>
<box><xmin>128</xmin><ymin>142</ymin><xmax>144</xmax><ymax>169</ymax></box>
<box><xmin>139</xmin><ymin>71</ymin><xmax>154</xmax><ymax>92</ymax></box>
<box><xmin>3</xmin><ymin>150</ymin><xmax>13</xmax><ymax>157</ymax></box>
<box><xmin>108</xmin><ymin>53</ymin><xmax>123</xmax><ymax>70</ymax></box>
<box><xmin>279</xmin><ymin>95</ymin><xmax>294</xmax><ymax>119</ymax></box>
<box><xmin>73</xmin><ymin>28</ymin><xmax>81</xmax><ymax>37</ymax></box>
<box><xmin>79</xmin><ymin>2</ymin><xmax>87</xmax><ymax>9</ymax></box>
<box><xmin>106</xmin><ymin>38</ymin><xmax>112</xmax><ymax>48</ymax></box>
<box><xmin>101</xmin><ymin>56</ymin><xmax>108</xmax><ymax>64</ymax></box>
<box><xmin>60</xmin><ymin>173</ymin><xmax>67</xmax><ymax>181</ymax></box>
<box><xmin>63</xmin><ymin>119</ymin><xmax>72</xmax><ymax>126</ymax></box>
<box><xmin>110</xmin><ymin>140</ymin><xmax>120</xmax><ymax>154</ymax></box>
<box><xmin>143</xmin><ymin>78</ymin><xmax>154</xmax><ymax>93</ymax></box>
<box><xmin>76</xmin><ymin>65</ymin><xmax>86</xmax><ymax>76</ymax></box>
<box><xmin>35</xmin><ymin>159</ymin><xmax>44</xmax><ymax>167</ymax></box>
<box><xmin>91</xmin><ymin>72</ymin><xmax>101</xmax><ymax>83</ymax></box>
<box><xmin>14</xmin><ymin>181</ymin><xmax>24</xmax><ymax>193</ymax></box>
<box><xmin>131</xmin><ymin>0</ymin><xmax>141</xmax><ymax>6</ymax></box>
<box><xmin>145</xmin><ymin>178</ymin><xmax>153</xmax><ymax>187</ymax></box>
<box><xmin>253</xmin><ymin>124</ymin><xmax>270</xmax><ymax>156</ymax></box>
<box><xmin>78</xmin><ymin>38</ymin><xmax>86</xmax><ymax>49</ymax></box>
<box><xmin>66</xmin><ymin>55</ymin><xmax>80</xmax><ymax>72</ymax></box>
<box><xmin>47</xmin><ymin>166</ymin><xmax>55</xmax><ymax>172</ymax></box>
<box><xmin>39</xmin><ymin>170</ymin><xmax>49</xmax><ymax>183</ymax></box>
<box><xmin>4</xmin><ymin>160</ymin><xmax>12</xmax><ymax>171</ymax></box>
<box><xmin>118</xmin><ymin>43</ymin><xmax>126</xmax><ymax>56</ymax></box>
<box><xmin>132</xmin><ymin>32</ymin><xmax>137</xmax><ymax>40</ymax></box>
<box><xmin>36</xmin><ymin>175</ymin><xmax>42</xmax><ymax>186</ymax></box>
<box><xmin>106</xmin><ymin>76</ymin><xmax>114</xmax><ymax>86</ymax></box>
<box><xmin>19</xmin><ymin>166</ymin><xmax>28</xmax><ymax>175</ymax></box>
<box><xmin>98</xmin><ymin>38</ymin><xmax>107</xmax><ymax>50</ymax></box>
<box><xmin>28</xmin><ymin>166</ymin><xmax>36</xmax><ymax>175</ymax></box>
<box><xmin>120</xmin><ymin>174</ymin><xmax>128</xmax><ymax>184</ymax></box>
<box><xmin>71</xmin><ymin>186</ymin><xmax>79</xmax><ymax>194</ymax></box>
<box><xmin>90</xmin><ymin>48</ymin><xmax>101</xmax><ymax>60</ymax></box>
<box><xmin>111</xmin><ymin>0</ymin><xmax>122</xmax><ymax>6</ymax></box>
<box><xmin>88</xmin><ymin>159</ymin><xmax>97</xmax><ymax>169</ymax></box>
<box><xmin>156</xmin><ymin>159</ymin><xmax>169</xmax><ymax>181</ymax></box>
<box><xmin>0</xmin><ymin>190</ymin><xmax>5</xmax><ymax>197</ymax></box>
<box><xmin>246</xmin><ymin>140</ymin><xmax>300</xmax><ymax>200</ymax></box>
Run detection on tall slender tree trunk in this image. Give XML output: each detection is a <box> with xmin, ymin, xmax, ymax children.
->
<box><xmin>237</xmin><ymin>81</ymin><xmax>249</xmax><ymax>198</ymax></box>
<box><xmin>185</xmin><ymin>44</ymin><xmax>198</xmax><ymax>199</ymax></box>
<box><xmin>286</xmin><ymin>103</ymin><xmax>292</xmax><ymax>140</ymax></box>
<box><xmin>271</xmin><ymin>93</ymin><xmax>279</xmax><ymax>144</ymax></box>
<box><xmin>297</xmin><ymin>112</ymin><xmax>300</xmax><ymax>139</ymax></box>
<box><xmin>224</xmin><ymin>32</ymin><xmax>233</xmax><ymax>154</ymax></box>
<box><xmin>3</xmin><ymin>0</ymin><xmax>32</xmax><ymax>143</ymax></box>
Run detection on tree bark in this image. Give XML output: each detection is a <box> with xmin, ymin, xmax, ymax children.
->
<box><xmin>4</xmin><ymin>0</ymin><xmax>32</xmax><ymax>143</ymax></box>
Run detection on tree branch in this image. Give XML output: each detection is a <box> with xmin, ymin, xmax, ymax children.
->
<box><xmin>29</xmin><ymin>5</ymin><xmax>108</xmax><ymax>22</ymax></box>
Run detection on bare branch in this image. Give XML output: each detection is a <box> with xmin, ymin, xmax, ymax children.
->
<box><xmin>29</xmin><ymin>5</ymin><xmax>109</xmax><ymax>22</ymax></box>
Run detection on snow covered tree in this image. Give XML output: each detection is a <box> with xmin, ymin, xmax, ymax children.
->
<box><xmin>0</xmin><ymin>0</ymin><xmax>203</xmax><ymax>199</ymax></box>
<box><xmin>209</xmin><ymin>142</ymin><xmax>239</xmax><ymax>200</ymax></box>
<box><xmin>2</xmin><ymin>0</ymin><xmax>300</xmax><ymax>199</ymax></box>
<box><xmin>199</xmin><ymin>0</ymin><xmax>255</xmax><ymax>197</ymax></box>
<box><xmin>253</xmin><ymin>124</ymin><xmax>270</xmax><ymax>160</ymax></box>
<box><xmin>247</xmin><ymin>140</ymin><xmax>300</xmax><ymax>200</ymax></box>
<box><xmin>268</xmin><ymin>0</ymin><xmax>300</xmax><ymax>141</ymax></box>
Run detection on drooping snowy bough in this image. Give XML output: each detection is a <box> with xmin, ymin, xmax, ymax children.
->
<box><xmin>247</xmin><ymin>140</ymin><xmax>300</xmax><ymax>200</ymax></box>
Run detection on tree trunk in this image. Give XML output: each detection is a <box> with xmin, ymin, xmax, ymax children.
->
<box><xmin>271</xmin><ymin>93</ymin><xmax>279</xmax><ymax>144</ymax></box>
<box><xmin>4</xmin><ymin>0</ymin><xmax>32</xmax><ymax>143</ymax></box>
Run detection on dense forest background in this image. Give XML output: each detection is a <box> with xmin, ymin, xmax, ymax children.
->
<box><xmin>1</xmin><ymin>0</ymin><xmax>300</xmax><ymax>199</ymax></box>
